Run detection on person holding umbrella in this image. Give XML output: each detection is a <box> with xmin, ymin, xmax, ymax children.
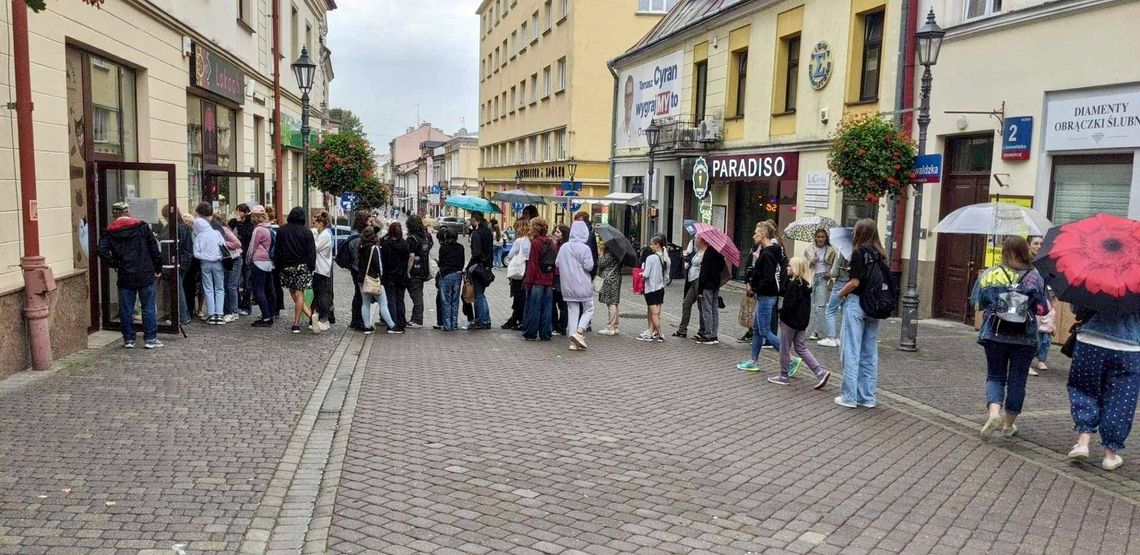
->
<box><xmin>595</xmin><ymin>241</ymin><xmax>624</xmax><ymax>335</ymax></box>
<box><xmin>695</xmin><ymin>235</ymin><xmax>726</xmax><ymax>345</ymax></box>
<box><xmin>805</xmin><ymin>229</ymin><xmax>836</xmax><ymax>340</ymax></box>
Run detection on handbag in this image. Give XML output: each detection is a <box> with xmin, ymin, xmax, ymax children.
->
<box><xmin>470</xmin><ymin>263</ymin><xmax>495</xmax><ymax>287</ymax></box>
<box><xmin>361</xmin><ymin>246</ymin><xmax>382</xmax><ymax>296</ymax></box>
<box><xmin>631</xmin><ymin>267</ymin><xmax>645</xmax><ymax>295</ymax></box>
<box><xmin>738</xmin><ymin>293</ymin><xmax>756</xmax><ymax>328</ymax></box>
<box><xmin>462</xmin><ymin>275</ymin><xmax>476</xmax><ymax>304</ymax></box>
<box><xmin>507</xmin><ymin>253</ymin><xmax>526</xmax><ymax>280</ymax></box>
<box><xmin>1061</xmin><ymin>321</ymin><xmax>1082</xmax><ymax>358</ymax></box>
<box><xmin>593</xmin><ymin>265</ymin><xmax>618</xmax><ymax>294</ymax></box>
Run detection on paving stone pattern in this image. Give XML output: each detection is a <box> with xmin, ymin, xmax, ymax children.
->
<box><xmin>327</xmin><ymin>275</ymin><xmax>1140</xmax><ymax>554</ymax></box>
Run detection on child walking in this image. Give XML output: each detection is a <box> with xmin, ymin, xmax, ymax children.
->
<box><xmin>769</xmin><ymin>257</ymin><xmax>831</xmax><ymax>389</ymax></box>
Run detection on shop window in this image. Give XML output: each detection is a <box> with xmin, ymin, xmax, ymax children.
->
<box><xmin>1050</xmin><ymin>154</ymin><xmax>1132</xmax><ymax>225</ymax></box>
<box><xmin>187</xmin><ymin>97</ymin><xmax>239</xmax><ymax>210</ymax></box>
<box><xmin>859</xmin><ymin>11</ymin><xmax>884</xmax><ymax>102</ymax></box>
<box><xmin>841</xmin><ymin>195</ymin><xmax>875</xmax><ymax>227</ymax></box>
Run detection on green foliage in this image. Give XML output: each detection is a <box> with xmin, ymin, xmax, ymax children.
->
<box><xmin>356</xmin><ymin>177</ymin><xmax>390</xmax><ymax>210</ymax></box>
<box><xmin>307</xmin><ymin>133</ymin><xmax>374</xmax><ymax>197</ymax></box>
<box><xmin>27</xmin><ymin>0</ymin><xmax>105</xmax><ymax>12</ymax></box>
<box><xmin>827</xmin><ymin>113</ymin><xmax>918</xmax><ymax>202</ymax></box>
<box><xmin>327</xmin><ymin>107</ymin><xmax>365</xmax><ymax>137</ymax></box>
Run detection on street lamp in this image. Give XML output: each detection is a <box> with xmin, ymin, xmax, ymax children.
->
<box><xmin>642</xmin><ymin>121</ymin><xmax>661</xmax><ymax>249</ymax></box>
<box><xmin>567</xmin><ymin>157</ymin><xmax>578</xmax><ymax>183</ymax></box>
<box><xmin>291</xmin><ymin>47</ymin><xmax>317</xmax><ymax>213</ymax></box>
<box><xmin>900</xmin><ymin>9</ymin><xmax>944</xmax><ymax>352</ymax></box>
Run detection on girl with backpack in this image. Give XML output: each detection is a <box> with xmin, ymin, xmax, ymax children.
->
<box><xmin>246</xmin><ymin>206</ymin><xmax>275</xmax><ymax>327</ymax></box>
<box><xmin>637</xmin><ymin>234</ymin><xmax>669</xmax><ymax>343</ymax></box>
<box><xmin>522</xmin><ymin>217</ymin><xmax>555</xmax><ymax>341</ymax></box>
<box><xmin>834</xmin><ymin>219</ymin><xmax>888</xmax><ymax>408</ymax></box>
<box><xmin>971</xmin><ymin>235</ymin><xmax>1050</xmax><ymax>439</ymax></box>
<box><xmin>405</xmin><ymin>215</ymin><xmax>433</xmax><ymax>329</ymax></box>
<box><xmin>737</xmin><ymin>222</ymin><xmax>783</xmax><ymax>371</ymax></box>
<box><xmin>380</xmin><ymin>222</ymin><xmax>410</xmax><ymax>334</ymax></box>
<box><xmin>768</xmin><ymin>257</ymin><xmax>830</xmax><ymax>389</ymax></box>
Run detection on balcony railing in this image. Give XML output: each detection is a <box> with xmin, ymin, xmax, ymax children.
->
<box><xmin>652</xmin><ymin>114</ymin><xmax>722</xmax><ymax>152</ymax></box>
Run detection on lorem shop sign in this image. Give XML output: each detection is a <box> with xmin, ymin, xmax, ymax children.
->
<box><xmin>616</xmin><ymin>50</ymin><xmax>684</xmax><ymax>150</ymax></box>
<box><xmin>191</xmin><ymin>42</ymin><xmax>245</xmax><ymax>105</ymax></box>
<box><xmin>708</xmin><ymin>152</ymin><xmax>799</xmax><ymax>181</ymax></box>
<box><xmin>1045</xmin><ymin>90</ymin><xmax>1140</xmax><ymax>151</ymax></box>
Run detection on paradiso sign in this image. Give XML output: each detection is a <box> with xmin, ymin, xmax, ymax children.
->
<box><xmin>709</xmin><ymin>152</ymin><xmax>799</xmax><ymax>181</ymax></box>
<box><xmin>692</xmin><ymin>157</ymin><xmax>710</xmax><ymax>199</ymax></box>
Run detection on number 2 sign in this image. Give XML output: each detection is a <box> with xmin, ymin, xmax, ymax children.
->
<box><xmin>1002</xmin><ymin>116</ymin><xmax>1033</xmax><ymax>161</ymax></box>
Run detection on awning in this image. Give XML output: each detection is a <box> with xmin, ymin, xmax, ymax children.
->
<box><xmin>540</xmin><ymin>191</ymin><xmax>644</xmax><ymax>206</ymax></box>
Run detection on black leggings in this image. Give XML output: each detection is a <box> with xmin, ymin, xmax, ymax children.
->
<box><xmin>251</xmin><ymin>267</ymin><xmax>276</xmax><ymax>319</ymax></box>
<box><xmin>385</xmin><ymin>282</ymin><xmax>407</xmax><ymax>331</ymax></box>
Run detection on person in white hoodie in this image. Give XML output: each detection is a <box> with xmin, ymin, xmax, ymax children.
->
<box><xmin>192</xmin><ymin>202</ymin><xmax>226</xmax><ymax>324</ymax></box>
<box><xmin>555</xmin><ymin>221</ymin><xmax>596</xmax><ymax>351</ymax></box>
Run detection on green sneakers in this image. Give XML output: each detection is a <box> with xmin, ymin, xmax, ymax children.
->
<box><xmin>787</xmin><ymin>357</ymin><xmax>803</xmax><ymax>377</ymax></box>
<box><xmin>736</xmin><ymin>360</ymin><xmax>761</xmax><ymax>372</ymax></box>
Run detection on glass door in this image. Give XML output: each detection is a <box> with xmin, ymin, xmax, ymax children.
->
<box><xmin>91</xmin><ymin>161</ymin><xmax>180</xmax><ymax>335</ymax></box>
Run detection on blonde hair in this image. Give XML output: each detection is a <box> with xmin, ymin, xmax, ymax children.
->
<box><xmin>251</xmin><ymin>212</ymin><xmax>269</xmax><ymax>224</ymax></box>
<box><xmin>787</xmin><ymin>256</ymin><xmax>809</xmax><ymax>282</ymax></box>
<box><xmin>529</xmin><ymin>217</ymin><xmax>548</xmax><ymax>236</ymax></box>
<box><xmin>513</xmin><ymin>218</ymin><xmax>530</xmax><ymax>235</ymax></box>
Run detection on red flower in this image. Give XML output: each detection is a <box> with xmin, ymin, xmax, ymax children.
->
<box><xmin>866</xmin><ymin>194</ymin><xmax>879</xmax><ymax>203</ymax></box>
<box><xmin>842</xmin><ymin>179</ymin><xmax>851</xmax><ymax>185</ymax></box>
<box><xmin>858</xmin><ymin>148</ymin><xmax>867</xmax><ymax>156</ymax></box>
<box><xmin>1049</xmin><ymin>213</ymin><xmax>1140</xmax><ymax>298</ymax></box>
<box><xmin>893</xmin><ymin>163</ymin><xmax>902</xmax><ymax>170</ymax></box>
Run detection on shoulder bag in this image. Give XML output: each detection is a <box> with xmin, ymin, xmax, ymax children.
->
<box><xmin>362</xmin><ymin>246</ymin><xmax>382</xmax><ymax>296</ymax></box>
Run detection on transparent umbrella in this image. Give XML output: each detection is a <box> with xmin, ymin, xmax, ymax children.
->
<box><xmin>935</xmin><ymin>202</ymin><xmax>1053</xmax><ymax>237</ymax></box>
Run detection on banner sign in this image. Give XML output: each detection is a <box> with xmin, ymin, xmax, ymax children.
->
<box><xmin>616</xmin><ymin>50</ymin><xmax>684</xmax><ymax>150</ymax></box>
<box><xmin>191</xmin><ymin>42</ymin><xmax>245</xmax><ymax>105</ymax></box>
<box><xmin>709</xmin><ymin>152</ymin><xmax>798</xmax><ymax>181</ymax></box>
<box><xmin>1002</xmin><ymin>116</ymin><xmax>1033</xmax><ymax>160</ymax></box>
<box><xmin>280</xmin><ymin>113</ymin><xmax>303</xmax><ymax>149</ymax></box>
<box><xmin>803</xmin><ymin>171</ymin><xmax>830</xmax><ymax>212</ymax></box>
<box><xmin>913</xmin><ymin>154</ymin><xmax>943</xmax><ymax>184</ymax></box>
<box><xmin>1045</xmin><ymin>90</ymin><xmax>1140</xmax><ymax>151</ymax></box>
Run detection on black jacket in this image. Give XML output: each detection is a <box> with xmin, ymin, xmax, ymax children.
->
<box><xmin>98</xmin><ymin>217</ymin><xmax>162</xmax><ymax>289</ymax></box>
<box><xmin>380</xmin><ymin>237</ymin><xmax>409</xmax><ymax>286</ymax></box>
<box><xmin>407</xmin><ymin>232</ymin><xmax>434</xmax><ymax>280</ymax></box>
<box><xmin>698</xmin><ymin>247</ymin><xmax>725</xmax><ymax>293</ymax></box>
<box><xmin>273</xmin><ymin>208</ymin><xmax>316</xmax><ymax>269</ymax></box>
<box><xmin>779</xmin><ymin>278</ymin><xmax>812</xmax><ymax>331</ymax></box>
<box><xmin>469</xmin><ymin>222</ymin><xmax>494</xmax><ymax>268</ymax></box>
<box><xmin>358</xmin><ymin>242</ymin><xmax>382</xmax><ymax>280</ymax></box>
<box><xmin>438</xmin><ymin>243</ymin><xmax>465</xmax><ymax>277</ymax></box>
<box><xmin>229</xmin><ymin>217</ymin><xmax>255</xmax><ymax>252</ymax></box>
<box><xmin>750</xmin><ymin>244</ymin><xmax>784</xmax><ymax>297</ymax></box>
<box><xmin>582</xmin><ymin>223</ymin><xmax>599</xmax><ymax>278</ymax></box>
<box><xmin>177</xmin><ymin>222</ymin><xmax>194</xmax><ymax>270</ymax></box>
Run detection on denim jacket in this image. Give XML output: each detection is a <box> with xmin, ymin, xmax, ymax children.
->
<box><xmin>971</xmin><ymin>265</ymin><xmax>1049</xmax><ymax>347</ymax></box>
<box><xmin>1080</xmin><ymin>310</ymin><xmax>1140</xmax><ymax>347</ymax></box>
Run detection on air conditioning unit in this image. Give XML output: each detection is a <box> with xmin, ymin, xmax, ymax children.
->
<box><xmin>697</xmin><ymin>118</ymin><xmax>721</xmax><ymax>143</ymax></box>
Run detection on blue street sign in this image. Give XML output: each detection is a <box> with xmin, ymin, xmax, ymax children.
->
<box><xmin>339</xmin><ymin>192</ymin><xmax>359</xmax><ymax>211</ymax></box>
<box><xmin>912</xmin><ymin>154</ymin><xmax>943</xmax><ymax>184</ymax></box>
<box><xmin>560</xmin><ymin>180</ymin><xmax>582</xmax><ymax>192</ymax></box>
<box><xmin>511</xmin><ymin>202</ymin><xmax>525</xmax><ymax>213</ymax></box>
<box><xmin>560</xmin><ymin>190</ymin><xmax>582</xmax><ymax>212</ymax></box>
<box><xmin>430</xmin><ymin>184</ymin><xmax>441</xmax><ymax>194</ymax></box>
<box><xmin>1002</xmin><ymin>116</ymin><xmax>1033</xmax><ymax>161</ymax></box>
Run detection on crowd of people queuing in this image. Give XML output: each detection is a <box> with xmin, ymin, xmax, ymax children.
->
<box><xmin>97</xmin><ymin>199</ymin><xmax>1140</xmax><ymax>471</ymax></box>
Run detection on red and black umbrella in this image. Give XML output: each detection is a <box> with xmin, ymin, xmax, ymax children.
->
<box><xmin>1033</xmin><ymin>213</ymin><xmax>1140</xmax><ymax>314</ymax></box>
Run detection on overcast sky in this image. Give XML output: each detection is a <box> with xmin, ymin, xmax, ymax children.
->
<box><xmin>327</xmin><ymin>0</ymin><xmax>480</xmax><ymax>150</ymax></box>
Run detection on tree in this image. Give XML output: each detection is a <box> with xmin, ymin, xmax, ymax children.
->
<box><xmin>827</xmin><ymin>113</ymin><xmax>917</xmax><ymax>204</ymax></box>
<box><xmin>356</xmin><ymin>177</ymin><xmax>390</xmax><ymax>210</ymax></box>
<box><xmin>307</xmin><ymin>133</ymin><xmax>375</xmax><ymax>197</ymax></box>
<box><xmin>327</xmin><ymin>107</ymin><xmax>365</xmax><ymax>137</ymax></box>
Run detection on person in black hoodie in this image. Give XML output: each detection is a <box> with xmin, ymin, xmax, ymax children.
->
<box><xmin>380</xmin><ymin>221</ymin><xmax>410</xmax><ymax>333</ymax></box>
<box><xmin>228</xmin><ymin>203</ymin><xmax>255</xmax><ymax>314</ymax></box>
<box><xmin>99</xmin><ymin>201</ymin><xmax>164</xmax><ymax>349</ymax></box>
<box><xmin>171</xmin><ymin>206</ymin><xmax>194</xmax><ymax>327</ymax></box>
<box><xmin>694</xmin><ymin>240</ymin><xmax>726</xmax><ymax>345</ymax></box>
<box><xmin>738</xmin><ymin>221</ymin><xmax>784</xmax><ymax>372</ymax></box>
<box><xmin>273</xmin><ymin>206</ymin><xmax>318</xmax><ymax>334</ymax></box>
<box><xmin>467</xmin><ymin>211</ymin><xmax>494</xmax><ymax>329</ymax></box>
<box><xmin>768</xmin><ymin>257</ymin><xmax>830</xmax><ymax>389</ymax></box>
<box><xmin>437</xmin><ymin>227</ymin><xmax>466</xmax><ymax>331</ymax></box>
<box><xmin>405</xmin><ymin>214</ymin><xmax>433</xmax><ymax>328</ymax></box>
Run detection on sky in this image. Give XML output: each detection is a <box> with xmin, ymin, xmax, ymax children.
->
<box><xmin>327</xmin><ymin>0</ymin><xmax>481</xmax><ymax>150</ymax></box>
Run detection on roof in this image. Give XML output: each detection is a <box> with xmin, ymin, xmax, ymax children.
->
<box><xmin>621</xmin><ymin>0</ymin><xmax>745</xmax><ymax>61</ymax></box>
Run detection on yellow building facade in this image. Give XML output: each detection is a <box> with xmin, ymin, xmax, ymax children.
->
<box><xmin>476</xmin><ymin>0</ymin><xmax>671</xmax><ymax>225</ymax></box>
<box><xmin>611</xmin><ymin>0</ymin><xmax>904</xmax><ymax>258</ymax></box>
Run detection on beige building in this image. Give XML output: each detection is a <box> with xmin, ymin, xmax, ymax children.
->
<box><xmin>476</xmin><ymin>0</ymin><xmax>673</xmax><ymax>225</ymax></box>
<box><xmin>389</xmin><ymin>123</ymin><xmax>452</xmax><ymax>214</ymax></box>
<box><xmin>611</xmin><ymin>0</ymin><xmax>904</xmax><ymax>256</ymax></box>
<box><xmin>905</xmin><ymin>0</ymin><xmax>1140</xmax><ymax>322</ymax></box>
<box><xmin>2</xmin><ymin>0</ymin><xmax>336</xmax><ymax>374</ymax></box>
<box><xmin>441</xmin><ymin>134</ymin><xmax>481</xmax><ymax>204</ymax></box>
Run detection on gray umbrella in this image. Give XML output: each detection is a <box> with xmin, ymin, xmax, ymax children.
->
<box><xmin>595</xmin><ymin>224</ymin><xmax>637</xmax><ymax>265</ymax></box>
<box><xmin>490</xmin><ymin>189</ymin><xmax>547</xmax><ymax>204</ymax></box>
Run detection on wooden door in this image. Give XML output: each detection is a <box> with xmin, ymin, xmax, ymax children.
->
<box><xmin>932</xmin><ymin>135</ymin><xmax>993</xmax><ymax>322</ymax></box>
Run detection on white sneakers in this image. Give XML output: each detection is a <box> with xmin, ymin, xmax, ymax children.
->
<box><xmin>817</xmin><ymin>338</ymin><xmax>840</xmax><ymax>347</ymax></box>
<box><xmin>570</xmin><ymin>332</ymin><xmax>587</xmax><ymax>351</ymax></box>
<box><xmin>1069</xmin><ymin>444</ymin><xmax>1125</xmax><ymax>470</ymax></box>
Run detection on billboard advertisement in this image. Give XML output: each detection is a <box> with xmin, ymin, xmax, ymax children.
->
<box><xmin>616</xmin><ymin>50</ymin><xmax>684</xmax><ymax>150</ymax></box>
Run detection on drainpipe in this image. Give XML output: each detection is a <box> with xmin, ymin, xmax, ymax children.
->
<box><xmin>13</xmin><ymin>0</ymin><xmax>53</xmax><ymax>370</ymax></box>
<box><xmin>272</xmin><ymin>0</ymin><xmax>284</xmax><ymax>217</ymax></box>
<box><xmin>607</xmin><ymin>60</ymin><xmax>619</xmax><ymax>197</ymax></box>
<box><xmin>887</xmin><ymin>0</ymin><xmax>918</xmax><ymax>274</ymax></box>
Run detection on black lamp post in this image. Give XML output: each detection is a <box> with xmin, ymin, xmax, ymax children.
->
<box><xmin>642</xmin><ymin>121</ymin><xmax>661</xmax><ymax>248</ymax></box>
<box><xmin>567</xmin><ymin>157</ymin><xmax>578</xmax><ymax>183</ymax></box>
<box><xmin>900</xmin><ymin>9</ymin><xmax>944</xmax><ymax>352</ymax></box>
<box><xmin>291</xmin><ymin>47</ymin><xmax>317</xmax><ymax>213</ymax></box>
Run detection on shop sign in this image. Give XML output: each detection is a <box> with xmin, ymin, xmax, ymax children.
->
<box><xmin>191</xmin><ymin>42</ymin><xmax>245</xmax><ymax>105</ymax></box>
<box><xmin>803</xmin><ymin>171</ymin><xmax>830</xmax><ymax>212</ymax></box>
<box><xmin>808</xmin><ymin>41</ymin><xmax>832</xmax><ymax>90</ymax></box>
<box><xmin>709</xmin><ymin>152</ymin><xmax>798</xmax><ymax>181</ymax></box>
<box><xmin>515</xmin><ymin>164</ymin><xmax>570</xmax><ymax>180</ymax></box>
<box><xmin>616</xmin><ymin>50</ymin><xmax>684</xmax><ymax>150</ymax></box>
<box><xmin>699</xmin><ymin>195</ymin><xmax>713</xmax><ymax>225</ymax></box>
<box><xmin>912</xmin><ymin>154</ymin><xmax>943</xmax><ymax>184</ymax></box>
<box><xmin>280</xmin><ymin>113</ymin><xmax>304</xmax><ymax>149</ymax></box>
<box><xmin>692</xmin><ymin>157</ymin><xmax>710</xmax><ymax>199</ymax></box>
<box><xmin>1002</xmin><ymin>116</ymin><xmax>1033</xmax><ymax>160</ymax></box>
<box><xmin>1045</xmin><ymin>90</ymin><xmax>1140</xmax><ymax>151</ymax></box>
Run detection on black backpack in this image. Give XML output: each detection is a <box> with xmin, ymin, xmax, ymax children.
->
<box><xmin>408</xmin><ymin>234</ymin><xmax>432</xmax><ymax>278</ymax></box>
<box><xmin>858</xmin><ymin>248</ymin><xmax>897</xmax><ymax>320</ymax></box>
<box><xmin>539</xmin><ymin>240</ymin><xmax>557</xmax><ymax>274</ymax></box>
<box><xmin>773</xmin><ymin>245</ymin><xmax>790</xmax><ymax>295</ymax></box>
<box><xmin>335</xmin><ymin>235</ymin><xmax>359</xmax><ymax>271</ymax></box>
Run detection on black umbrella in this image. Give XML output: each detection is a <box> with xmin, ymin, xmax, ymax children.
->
<box><xmin>1032</xmin><ymin>213</ymin><xmax>1140</xmax><ymax>315</ymax></box>
<box><xmin>595</xmin><ymin>224</ymin><xmax>637</xmax><ymax>266</ymax></box>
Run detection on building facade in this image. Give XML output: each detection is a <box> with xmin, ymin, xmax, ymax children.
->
<box><xmin>907</xmin><ymin>0</ymin><xmax>1140</xmax><ymax>322</ymax></box>
<box><xmin>442</xmin><ymin>134</ymin><xmax>481</xmax><ymax>209</ymax></box>
<box><xmin>389</xmin><ymin>123</ymin><xmax>452</xmax><ymax>214</ymax></box>
<box><xmin>476</xmin><ymin>0</ymin><xmax>674</xmax><ymax>226</ymax></box>
<box><xmin>612</xmin><ymin>0</ymin><xmax>904</xmax><ymax>260</ymax></box>
<box><xmin>2</xmin><ymin>0</ymin><xmax>336</xmax><ymax>374</ymax></box>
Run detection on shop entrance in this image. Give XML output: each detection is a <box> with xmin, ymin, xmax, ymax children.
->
<box><xmin>203</xmin><ymin>170</ymin><xmax>268</xmax><ymax>218</ymax></box>
<box><xmin>730</xmin><ymin>177</ymin><xmax>797</xmax><ymax>279</ymax></box>
<box><xmin>933</xmin><ymin>135</ymin><xmax>993</xmax><ymax>322</ymax></box>
<box><xmin>88</xmin><ymin>161</ymin><xmax>180</xmax><ymax>335</ymax></box>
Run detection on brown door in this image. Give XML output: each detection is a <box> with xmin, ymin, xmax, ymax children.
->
<box><xmin>933</xmin><ymin>135</ymin><xmax>993</xmax><ymax>322</ymax></box>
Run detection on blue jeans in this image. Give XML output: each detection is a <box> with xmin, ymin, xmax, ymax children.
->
<box><xmin>1069</xmin><ymin>341</ymin><xmax>1140</xmax><ymax>451</ymax></box>
<box><xmin>225</xmin><ymin>256</ymin><xmax>243</xmax><ymax>316</ymax></box>
<box><xmin>811</xmin><ymin>274</ymin><xmax>830</xmax><ymax>336</ymax></box>
<box><xmin>177</xmin><ymin>271</ymin><xmax>191</xmax><ymax>325</ymax></box>
<box><xmin>119</xmin><ymin>282</ymin><xmax>158</xmax><ymax>344</ymax></box>
<box><xmin>474</xmin><ymin>281</ymin><xmax>491</xmax><ymax>325</ymax></box>
<box><xmin>840</xmin><ymin>294</ymin><xmax>880</xmax><ymax>405</ymax></box>
<box><xmin>983</xmin><ymin>340</ymin><xmax>1035</xmax><ymax>414</ymax></box>
<box><xmin>1037</xmin><ymin>333</ymin><xmax>1053</xmax><ymax>362</ymax></box>
<box><xmin>200</xmin><ymin>260</ymin><xmax>225</xmax><ymax>317</ymax></box>
<box><xmin>750</xmin><ymin>295</ymin><xmax>781</xmax><ymax>361</ymax></box>
<box><xmin>522</xmin><ymin>284</ymin><xmax>553</xmax><ymax>340</ymax></box>
<box><xmin>361</xmin><ymin>289</ymin><xmax>395</xmax><ymax>330</ymax></box>
<box><xmin>823</xmin><ymin>279</ymin><xmax>847</xmax><ymax>339</ymax></box>
<box><xmin>439</xmin><ymin>273</ymin><xmax>462</xmax><ymax>330</ymax></box>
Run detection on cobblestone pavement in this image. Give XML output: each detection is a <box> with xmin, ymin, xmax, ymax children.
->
<box><xmin>326</xmin><ymin>271</ymin><xmax>1140</xmax><ymax>554</ymax></box>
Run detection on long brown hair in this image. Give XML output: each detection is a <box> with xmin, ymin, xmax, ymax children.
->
<box><xmin>852</xmin><ymin>219</ymin><xmax>885</xmax><ymax>258</ymax></box>
<box><xmin>1001</xmin><ymin>235</ymin><xmax>1033</xmax><ymax>270</ymax></box>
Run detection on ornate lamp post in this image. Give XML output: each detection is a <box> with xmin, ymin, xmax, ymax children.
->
<box><xmin>642</xmin><ymin>122</ymin><xmax>661</xmax><ymax>249</ymax></box>
<box><xmin>291</xmin><ymin>47</ymin><xmax>317</xmax><ymax>213</ymax></box>
<box><xmin>900</xmin><ymin>9</ymin><xmax>944</xmax><ymax>352</ymax></box>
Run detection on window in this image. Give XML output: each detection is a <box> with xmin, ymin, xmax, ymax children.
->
<box><xmin>692</xmin><ymin>61</ymin><xmax>708</xmax><ymax>123</ymax></box>
<box><xmin>495</xmin><ymin>0</ymin><xmax>501</xmax><ymax>22</ymax></box>
<box><xmin>556</xmin><ymin>130</ymin><xmax>566</xmax><ymax>159</ymax></box>
<box><xmin>784</xmin><ymin>36</ymin><xmax>800</xmax><ymax>112</ymax></box>
<box><xmin>510</xmin><ymin>31</ymin><xmax>517</xmax><ymax>58</ymax></box>
<box><xmin>494</xmin><ymin>47</ymin><xmax>500</xmax><ymax>70</ymax></box>
<box><xmin>638</xmin><ymin>0</ymin><xmax>677</xmax><ymax>14</ymax></box>
<box><xmin>531</xmin><ymin>12</ymin><xmax>540</xmax><ymax>42</ymax></box>
<box><xmin>305</xmin><ymin>23</ymin><xmax>312</xmax><ymax>57</ymax></box>
<box><xmin>560</xmin><ymin>0</ymin><xmax>569</xmax><ymax>20</ymax></box>
<box><xmin>530</xmin><ymin>74</ymin><xmax>538</xmax><ymax>103</ymax></box>
<box><xmin>238</xmin><ymin>0</ymin><xmax>253</xmax><ymax>28</ymax></box>
<box><xmin>501</xmin><ymin>39</ymin><xmax>508</xmax><ymax>66</ymax></box>
<box><xmin>544</xmin><ymin>132</ymin><xmax>553</xmax><ymax>161</ymax></box>
<box><xmin>733</xmin><ymin>49</ymin><xmax>748</xmax><ymax>117</ymax></box>
<box><xmin>556</xmin><ymin>57</ymin><xmax>566</xmax><ymax>92</ymax></box>
<box><xmin>510</xmin><ymin>86</ymin><xmax>516</xmax><ymax>112</ymax></box>
<box><xmin>519</xmin><ymin>80</ymin><xmax>527</xmax><ymax>108</ymax></box>
<box><xmin>520</xmin><ymin>22</ymin><xmax>528</xmax><ymax>50</ymax></box>
<box><xmin>290</xmin><ymin>6</ymin><xmax>299</xmax><ymax>59</ymax></box>
<box><xmin>859</xmin><ymin>11</ymin><xmax>884</xmax><ymax>102</ymax></box>
<box><xmin>542</xmin><ymin>66</ymin><xmax>551</xmax><ymax>97</ymax></box>
<box><xmin>1050</xmin><ymin>155</ymin><xmax>1133</xmax><ymax>225</ymax></box>
<box><xmin>529</xmin><ymin>136</ymin><xmax>537</xmax><ymax>161</ymax></box>
<box><xmin>544</xmin><ymin>0</ymin><xmax>553</xmax><ymax>30</ymax></box>
<box><xmin>965</xmin><ymin>0</ymin><xmax>1002</xmax><ymax>20</ymax></box>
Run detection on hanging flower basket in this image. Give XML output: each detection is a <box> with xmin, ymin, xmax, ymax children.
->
<box><xmin>827</xmin><ymin>113</ymin><xmax>918</xmax><ymax>203</ymax></box>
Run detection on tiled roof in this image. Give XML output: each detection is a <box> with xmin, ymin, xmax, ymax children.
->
<box><xmin>626</xmin><ymin>0</ymin><xmax>745</xmax><ymax>54</ymax></box>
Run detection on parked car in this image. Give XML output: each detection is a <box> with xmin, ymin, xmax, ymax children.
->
<box><xmin>438</xmin><ymin>216</ymin><xmax>468</xmax><ymax>235</ymax></box>
<box><xmin>329</xmin><ymin>225</ymin><xmax>354</xmax><ymax>248</ymax></box>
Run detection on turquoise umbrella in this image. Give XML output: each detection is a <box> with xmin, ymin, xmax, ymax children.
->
<box><xmin>445</xmin><ymin>194</ymin><xmax>501</xmax><ymax>214</ymax></box>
